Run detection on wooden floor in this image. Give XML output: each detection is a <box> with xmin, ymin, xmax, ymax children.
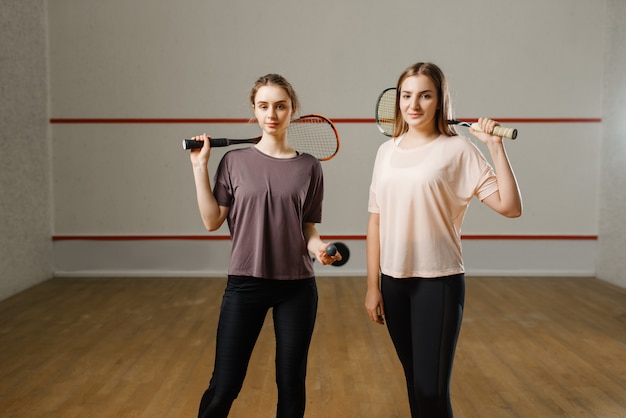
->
<box><xmin>0</xmin><ymin>276</ymin><xmax>625</xmax><ymax>418</ymax></box>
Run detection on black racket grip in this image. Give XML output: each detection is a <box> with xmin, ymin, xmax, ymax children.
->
<box><xmin>182</xmin><ymin>138</ymin><xmax>229</xmax><ymax>150</ymax></box>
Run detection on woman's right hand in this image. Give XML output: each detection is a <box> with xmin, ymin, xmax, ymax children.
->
<box><xmin>189</xmin><ymin>133</ymin><xmax>211</xmax><ymax>167</ymax></box>
<box><xmin>365</xmin><ymin>287</ymin><xmax>385</xmax><ymax>325</ymax></box>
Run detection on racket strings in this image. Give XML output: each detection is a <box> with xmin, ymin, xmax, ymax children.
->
<box><xmin>288</xmin><ymin>116</ymin><xmax>339</xmax><ymax>161</ymax></box>
<box><xmin>376</xmin><ymin>89</ymin><xmax>397</xmax><ymax>136</ymax></box>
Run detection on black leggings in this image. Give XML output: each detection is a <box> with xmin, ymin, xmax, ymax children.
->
<box><xmin>381</xmin><ymin>273</ymin><xmax>465</xmax><ymax>418</ymax></box>
<box><xmin>198</xmin><ymin>276</ymin><xmax>318</xmax><ymax>418</ymax></box>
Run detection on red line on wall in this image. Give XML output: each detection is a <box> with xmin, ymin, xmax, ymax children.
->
<box><xmin>52</xmin><ymin>235</ymin><xmax>598</xmax><ymax>241</ymax></box>
<box><xmin>478</xmin><ymin>118</ymin><xmax>602</xmax><ymax>123</ymax></box>
<box><xmin>460</xmin><ymin>235</ymin><xmax>597</xmax><ymax>240</ymax></box>
<box><xmin>49</xmin><ymin>118</ymin><xmax>602</xmax><ymax>124</ymax></box>
<box><xmin>49</xmin><ymin>118</ymin><xmax>252</xmax><ymax>124</ymax></box>
<box><xmin>52</xmin><ymin>235</ymin><xmax>232</xmax><ymax>241</ymax></box>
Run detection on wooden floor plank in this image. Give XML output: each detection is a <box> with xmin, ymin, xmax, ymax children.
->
<box><xmin>0</xmin><ymin>276</ymin><xmax>625</xmax><ymax>417</ymax></box>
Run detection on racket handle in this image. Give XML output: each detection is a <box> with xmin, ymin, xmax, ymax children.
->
<box><xmin>182</xmin><ymin>138</ymin><xmax>230</xmax><ymax>149</ymax></box>
<box><xmin>470</xmin><ymin>123</ymin><xmax>517</xmax><ymax>140</ymax></box>
<box><xmin>182</xmin><ymin>139</ymin><xmax>201</xmax><ymax>149</ymax></box>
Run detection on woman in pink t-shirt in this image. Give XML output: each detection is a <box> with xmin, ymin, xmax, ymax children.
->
<box><xmin>365</xmin><ymin>62</ymin><xmax>522</xmax><ymax>418</ymax></box>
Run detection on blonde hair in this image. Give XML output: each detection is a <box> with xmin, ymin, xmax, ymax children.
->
<box><xmin>393</xmin><ymin>62</ymin><xmax>456</xmax><ymax>138</ymax></box>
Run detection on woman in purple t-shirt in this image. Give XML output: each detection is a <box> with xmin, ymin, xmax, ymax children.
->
<box><xmin>189</xmin><ymin>74</ymin><xmax>341</xmax><ymax>418</ymax></box>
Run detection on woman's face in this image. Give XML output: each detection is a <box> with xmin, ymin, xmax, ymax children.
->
<box><xmin>253</xmin><ymin>85</ymin><xmax>293</xmax><ymax>136</ymax></box>
<box><xmin>399</xmin><ymin>74</ymin><xmax>439</xmax><ymax>132</ymax></box>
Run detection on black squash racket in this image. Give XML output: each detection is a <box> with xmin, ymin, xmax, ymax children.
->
<box><xmin>376</xmin><ymin>87</ymin><xmax>518</xmax><ymax>139</ymax></box>
<box><xmin>182</xmin><ymin>114</ymin><xmax>340</xmax><ymax>161</ymax></box>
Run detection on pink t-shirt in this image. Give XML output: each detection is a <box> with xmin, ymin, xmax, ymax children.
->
<box><xmin>214</xmin><ymin>147</ymin><xmax>324</xmax><ymax>280</ymax></box>
<box><xmin>368</xmin><ymin>135</ymin><xmax>498</xmax><ymax>278</ymax></box>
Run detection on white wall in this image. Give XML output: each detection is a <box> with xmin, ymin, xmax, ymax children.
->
<box><xmin>43</xmin><ymin>0</ymin><xmax>617</xmax><ymax>279</ymax></box>
<box><xmin>0</xmin><ymin>0</ymin><xmax>52</xmax><ymax>300</ymax></box>
<box><xmin>597</xmin><ymin>0</ymin><xmax>626</xmax><ymax>288</ymax></box>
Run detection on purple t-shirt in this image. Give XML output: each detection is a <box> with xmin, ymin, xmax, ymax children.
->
<box><xmin>213</xmin><ymin>147</ymin><xmax>324</xmax><ymax>279</ymax></box>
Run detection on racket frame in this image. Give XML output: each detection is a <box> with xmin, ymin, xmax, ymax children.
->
<box><xmin>375</xmin><ymin>87</ymin><xmax>397</xmax><ymax>137</ymax></box>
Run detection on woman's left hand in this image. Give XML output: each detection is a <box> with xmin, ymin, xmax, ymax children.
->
<box><xmin>315</xmin><ymin>243</ymin><xmax>343</xmax><ymax>266</ymax></box>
